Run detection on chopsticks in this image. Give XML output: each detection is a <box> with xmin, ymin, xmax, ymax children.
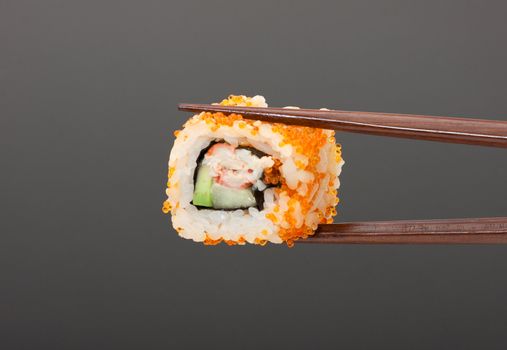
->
<box><xmin>178</xmin><ymin>103</ymin><xmax>507</xmax><ymax>148</ymax></box>
<box><xmin>178</xmin><ymin>102</ymin><xmax>507</xmax><ymax>244</ymax></box>
<box><xmin>307</xmin><ymin>217</ymin><xmax>507</xmax><ymax>244</ymax></box>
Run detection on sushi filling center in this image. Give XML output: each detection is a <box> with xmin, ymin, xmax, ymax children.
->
<box><xmin>192</xmin><ymin>142</ymin><xmax>276</xmax><ymax>210</ymax></box>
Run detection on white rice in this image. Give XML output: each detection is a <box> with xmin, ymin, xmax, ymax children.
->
<box><xmin>164</xmin><ymin>95</ymin><xmax>344</xmax><ymax>245</ymax></box>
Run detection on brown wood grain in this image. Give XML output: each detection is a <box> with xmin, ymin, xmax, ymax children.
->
<box><xmin>302</xmin><ymin>217</ymin><xmax>507</xmax><ymax>244</ymax></box>
<box><xmin>178</xmin><ymin>103</ymin><xmax>507</xmax><ymax>148</ymax></box>
<box><xmin>178</xmin><ymin>103</ymin><xmax>507</xmax><ymax>244</ymax></box>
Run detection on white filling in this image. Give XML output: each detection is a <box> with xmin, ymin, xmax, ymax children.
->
<box><xmin>202</xmin><ymin>143</ymin><xmax>274</xmax><ymax>190</ymax></box>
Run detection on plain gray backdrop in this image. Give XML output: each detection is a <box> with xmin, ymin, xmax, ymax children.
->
<box><xmin>2</xmin><ymin>0</ymin><xmax>507</xmax><ymax>349</ymax></box>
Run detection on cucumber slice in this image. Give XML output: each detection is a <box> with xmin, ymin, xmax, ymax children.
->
<box><xmin>211</xmin><ymin>183</ymin><xmax>256</xmax><ymax>209</ymax></box>
<box><xmin>192</xmin><ymin>165</ymin><xmax>213</xmax><ymax>207</ymax></box>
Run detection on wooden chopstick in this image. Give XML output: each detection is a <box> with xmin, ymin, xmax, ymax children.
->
<box><xmin>178</xmin><ymin>103</ymin><xmax>506</xmax><ymax>243</ymax></box>
<box><xmin>178</xmin><ymin>103</ymin><xmax>507</xmax><ymax>148</ymax></box>
<box><xmin>301</xmin><ymin>217</ymin><xmax>507</xmax><ymax>244</ymax></box>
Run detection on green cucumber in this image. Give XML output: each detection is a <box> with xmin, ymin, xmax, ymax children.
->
<box><xmin>211</xmin><ymin>183</ymin><xmax>256</xmax><ymax>209</ymax></box>
<box><xmin>192</xmin><ymin>165</ymin><xmax>213</xmax><ymax>207</ymax></box>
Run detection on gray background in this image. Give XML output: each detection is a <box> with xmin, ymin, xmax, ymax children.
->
<box><xmin>2</xmin><ymin>0</ymin><xmax>507</xmax><ymax>349</ymax></box>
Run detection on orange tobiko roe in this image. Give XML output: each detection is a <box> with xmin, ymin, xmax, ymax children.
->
<box><xmin>163</xmin><ymin>95</ymin><xmax>343</xmax><ymax>247</ymax></box>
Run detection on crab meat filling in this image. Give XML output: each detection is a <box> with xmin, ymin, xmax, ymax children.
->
<box><xmin>192</xmin><ymin>142</ymin><xmax>275</xmax><ymax>210</ymax></box>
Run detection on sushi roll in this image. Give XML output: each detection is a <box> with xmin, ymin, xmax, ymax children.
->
<box><xmin>163</xmin><ymin>95</ymin><xmax>344</xmax><ymax>246</ymax></box>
